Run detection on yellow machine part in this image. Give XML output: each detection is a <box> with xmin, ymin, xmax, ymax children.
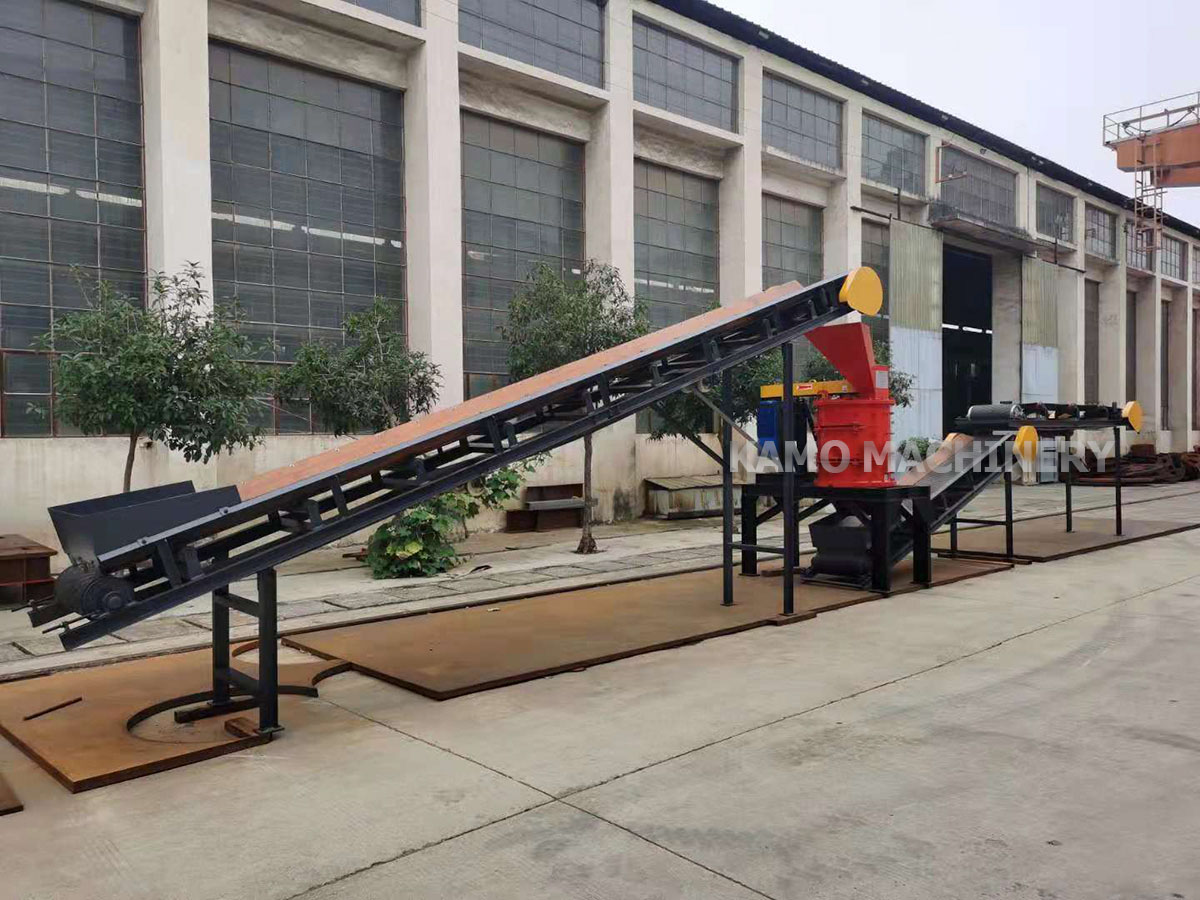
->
<box><xmin>1122</xmin><ymin>400</ymin><xmax>1144</xmax><ymax>433</ymax></box>
<box><xmin>760</xmin><ymin>379</ymin><xmax>854</xmax><ymax>399</ymax></box>
<box><xmin>1014</xmin><ymin>425</ymin><xmax>1039</xmax><ymax>465</ymax></box>
<box><xmin>839</xmin><ymin>266</ymin><xmax>884</xmax><ymax>316</ymax></box>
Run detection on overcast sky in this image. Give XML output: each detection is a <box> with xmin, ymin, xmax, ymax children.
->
<box><xmin>713</xmin><ymin>0</ymin><xmax>1200</xmax><ymax>226</ymax></box>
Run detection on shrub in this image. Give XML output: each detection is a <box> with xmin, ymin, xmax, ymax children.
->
<box><xmin>365</xmin><ymin>459</ymin><xmax>542</xmax><ymax>578</ymax></box>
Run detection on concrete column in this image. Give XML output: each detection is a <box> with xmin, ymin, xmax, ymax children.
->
<box><xmin>992</xmin><ymin>254</ymin><xmax>1022</xmax><ymax>403</ymax></box>
<box><xmin>406</xmin><ymin>0</ymin><xmax>464</xmax><ymax>407</ymax></box>
<box><xmin>828</xmin><ymin>98</ymin><xmax>863</xmax><ymax>275</ymax></box>
<box><xmin>141</xmin><ymin>0</ymin><xmax>213</xmax><ymax>299</ymax></box>
<box><xmin>1167</xmin><ymin>286</ymin><xmax>1192</xmax><ymax>449</ymax></box>
<box><xmin>719</xmin><ymin>51</ymin><xmax>762</xmax><ymax>302</ymax></box>
<box><xmin>1096</xmin><ymin>263</ymin><xmax>1125</xmax><ymax>407</ymax></box>
<box><xmin>585</xmin><ymin>0</ymin><xmax>640</xmax><ymax>519</ymax></box>
<box><xmin>1057</xmin><ymin>268</ymin><xmax>1084</xmax><ymax>403</ymax></box>
<box><xmin>585</xmin><ymin>0</ymin><xmax>634</xmax><ymax>287</ymax></box>
<box><xmin>1133</xmin><ymin>274</ymin><xmax>1161</xmax><ymax>443</ymax></box>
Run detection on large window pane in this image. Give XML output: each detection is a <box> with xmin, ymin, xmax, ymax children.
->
<box><xmin>461</xmin><ymin>112</ymin><xmax>584</xmax><ymax>398</ymax></box>
<box><xmin>460</xmin><ymin>0</ymin><xmax>604</xmax><ymax>88</ymax></box>
<box><xmin>0</xmin><ymin>0</ymin><xmax>143</xmax><ymax>437</ymax></box>
<box><xmin>1084</xmin><ymin>205</ymin><xmax>1116</xmax><ymax>259</ymax></box>
<box><xmin>762</xmin><ymin>194</ymin><xmax>822</xmax><ymax>290</ymax></box>
<box><xmin>344</xmin><ymin>0</ymin><xmax>419</xmax><ymax>25</ymax></box>
<box><xmin>1036</xmin><ymin>184</ymin><xmax>1074</xmax><ymax>241</ymax></box>
<box><xmin>1127</xmin><ymin>228</ymin><xmax>1153</xmax><ymax>272</ymax></box>
<box><xmin>1162</xmin><ymin>235</ymin><xmax>1186</xmax><ymax>280</ymax></box>
<box><xmin>762</xmin><ymin>74</ymin><xmax>842</xmax><ymax>170</ymax></box>
<box><xmin>939</xmin><ymin>147</ymin><xmax>1016</xmax><ymax>228</ymax></box>
<box><xmin>210</xmin><ymin>42</ymin><xmax>407</xmax><ymax>418</ymax></box>
<box><xmin>632</xmin><ymin>18</ymin><xmax>736</xmax><ymax>132</ymax></box>
<box><xmin>861</xmin><ymin>113</ymin><xmax>924</xmax><ymax>195</ymax></box>
<box><xmin>634</xmin><ymin>158</ymin><xmax>718</xmax><ymax>330</ymax></box>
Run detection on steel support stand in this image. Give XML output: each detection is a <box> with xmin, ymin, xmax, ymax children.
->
<box><xmin>1003</xmin><ymin>465</ymin><xmax>1015</xmax><ymax>558</ymax></box>
<box><xmin>950</xmin><ymin>516</ymin><xmax>959</xmax><ymax>555</ymax></box>
<box><xmin>1062</xmin><ymin>436</ymin><xmax>1073</xmax><ymax>533</ymax></box>
<box><xmin>740</xmin><ymin>491</ymin><xmax>758</xmax><ymax>575</ymax></box>
<box><xmin>912</xmin><ymin>512</ymin><xmax>932</xmax><ymax>587</ymax></box>
<box><xmin>721</xmin><ymin>370</ymin><xmax>734</xmax><ymax>607</ymax></box>
<box><xmin>781</xmin><ymin>342</ymin><xmax>796</xmax><ymax>616</ymax></box>
<box><xmin>257</xmin><ymin>567</ymin><xmax>281</xmax><ymax>734</ymax></box>
<box><xmin>1113</xmin><ymin>425</ymin><xmax>1123</xmax><ymax>536</ymax></box>
<box><xmin>211</xmin><ymin>584</ymin><xmax>231</xmax><ymax>707</ymax></box>
<box><xmin>869</xmin><ymin>499</ymin><xmax>893</xmax><ymax>593</ymax></box>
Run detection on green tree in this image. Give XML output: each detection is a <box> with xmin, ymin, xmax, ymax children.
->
<box><xmin>276</xmin><ymin>299</ymin><xmax>441</xmax><ymax>435</ymax></box>
<box><xmin>503</xmin><ymin>261</ymin><xmax>649</xmax><ymax>554</ymax></box>
<box><xmin>649</xmin><ymin>350</ymin><xmax>783</xmax><ymax>442</ymax></box>
<box><xmin>46</xmin><ymin>266</ymin><xmax>269</xmax><ymax>492</ymax></box>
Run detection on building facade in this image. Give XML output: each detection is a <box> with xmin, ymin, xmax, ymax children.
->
<box><xmin>2</xmin><ymin>0</ymin><xmax>1199</xmax><ymax>548</ymax></box>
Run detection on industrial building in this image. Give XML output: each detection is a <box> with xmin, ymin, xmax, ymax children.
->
<box><xmin>2</xmin><ymin>0</ymin><xmax>1199</xmax><ymax>548</ymax></box>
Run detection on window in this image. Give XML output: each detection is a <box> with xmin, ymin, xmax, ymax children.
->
<box><xmin>632</xmin><ymin>18</ymin><xmax>736</xmax><ymax>132</ymax></box>
<box><xmin>209</xmin><ymin>44</ymin><xmax>406</xmax><ymax>433</ymax></box>
<box><xmin>344</xmin><ymin>0</ymin><xmax>419</xmax><ymax>25</ymax></box>
<box><xmin>762</xmin><ymin>74</ymin><xmax>842</xmax><ymax>170</ymax></box>
<box><xmin>861</xmin><ymin>220</ymin><xmax>890</xmax><ymax>344</ymax></box>
<box><xmin>1036</xmin><ymin>184</ymin><xmax>1073</xmax><ymax>241</ymax></box>
<box><xmin>1126</xmin><ymin>290</ymin><xmax>1137</xmax><ymax>402</ymax></box>
<box><xmin>634</xmin><ymin>159</ymin><xmax>718</xmax><ymax>330</ymax></box>
<box><xmin>861</xmin><ymin>113</ymin><xmax>924</xmax><ymax>195</ymax></box>
<box><xmin>1084</xmin><ymin>205</ymin><xmax>1116</xmax><ymax>259</ymax></box>
<box><xmin>1193</xmin><ymin>246</ymin><xmax>1200</xmax><ymax>283</ymax></box>
<box><xmin>460</xmin><ymin>0</ymin><xmax>603</xmax><ymax>88</ymax></box>
<box><xmin>0</xmin><ymin>0</ymin><xmax>144</xmax><ymax>438</ymax></box>
<box><xmin>939</xmin><ymin>147</ymin><xmax>1016</xmax><ymax>227</ymax></box>
<box><xmin>762</xmin><ymin>194</ymin><xmax>822</xmax><ymax>290</ymax></box>
<box><xmin>1162</xmin><ymin>235</ymin><xmax>1186</xmax><ymax>280</ymax></box>
<box><xmin>462</xmin><ymin>112</ymin><xmax>584</xmax><ymax>398</ymax></box>
<box><xmin>1127</xmin><ymin>228</ymin><xmax>1153</xmax><ymax>272</ymax></box>
<box><xmin>1084</xmin><ymin>279</ymin><xmax>1099</xmax><ymax>403</ymax></box>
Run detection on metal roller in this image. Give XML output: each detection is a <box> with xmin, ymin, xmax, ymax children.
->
<box><xmin>965</xmin><ymin>403</ymin><xmax>1024</xmax><ymax>424</ymax></box>
<box><xmin>53</xmin><ymin>563</ymin><xmax>136</xmax><ymax>619</ymax></box>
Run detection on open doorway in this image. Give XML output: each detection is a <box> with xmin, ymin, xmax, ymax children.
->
<box><xmin>942</xmin><ymin>246</ymin><xmax>993</xmax><ymax>433</ymax></box>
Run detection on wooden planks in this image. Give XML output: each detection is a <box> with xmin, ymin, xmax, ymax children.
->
<box><xmin>0</xmin><ymin>648</ymin><xmax>343</xmax><ymax>793</ymax></box>
<box><xmin>933</xmin><ymin>516</ymin><xmax>1200</xmax><ymax>562</ymax></box>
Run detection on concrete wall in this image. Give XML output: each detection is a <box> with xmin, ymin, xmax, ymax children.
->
<box><xmin>4</xmin><ymin>0</ymin><xmax>1200</xmax><ymax>548</ymax></box>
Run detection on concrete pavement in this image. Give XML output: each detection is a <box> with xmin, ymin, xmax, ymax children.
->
<box><xmin>2</xmin><ymin>490</ymin><xmax>1199</xmax><ymax>898</ymax></box>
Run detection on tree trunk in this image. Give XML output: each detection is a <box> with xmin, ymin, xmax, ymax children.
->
<box><xmin>123</xmin><ymin>431</ymin><xmax>140</xmax><ymax>493</ymax></box>
<box><xmin>576</xmin><ymin>432</ymin><xmax>598</xmax><ymax>554</ymax></box>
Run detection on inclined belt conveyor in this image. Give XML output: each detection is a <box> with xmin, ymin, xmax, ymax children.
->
<box><xmin>34</xmin><ymin>270</ymin><xmax>884</xmax><ymax>655</ymax></box>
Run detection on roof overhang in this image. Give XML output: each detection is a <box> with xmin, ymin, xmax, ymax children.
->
<box><xmin>929</xmin><ymin>204</ymin><xmax>1041</xmax><ymax>254</ymax></box>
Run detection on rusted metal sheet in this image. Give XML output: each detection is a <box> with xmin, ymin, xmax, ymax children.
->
<box><xmin>283</xmin><ymin>559</ymin><xmax>1005</xmax><ymax>701</ymax></box>
<box><xmin>0</xmin><ymin>649</ymin><xmax>342</xmax><ymax>793</ymax></box>
<box><xmin>933</xmin><ymin>516</ymin><xmax>1200</xmax><ymax>561</ymax></box>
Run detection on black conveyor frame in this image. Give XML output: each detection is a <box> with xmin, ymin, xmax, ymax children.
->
<box><xmin>42</xmin><ymin>274</ymin><xmax>870</xmax><ymax>734</ymax></box>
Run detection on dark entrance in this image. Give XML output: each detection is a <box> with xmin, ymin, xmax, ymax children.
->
<box><xmin>942</xmin><ymin>246</ymin><xmax>993</xmax><ymax>434</ymax></box>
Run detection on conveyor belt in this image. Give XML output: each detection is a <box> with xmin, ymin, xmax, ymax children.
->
<box><xmin>38</xmin><ymin>269</ymin><xmax>882</xmax><ymax>649</ymax></box>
